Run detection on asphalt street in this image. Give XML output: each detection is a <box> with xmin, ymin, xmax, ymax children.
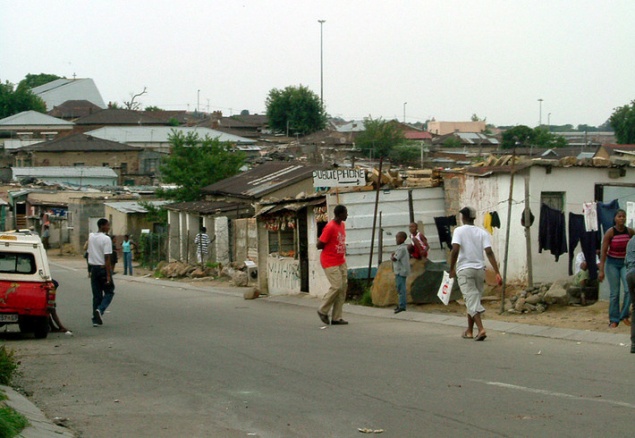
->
<box><xmin>3</xmin><ymin>258</ymin><xmax>635</xmax><ymax>437</ymax></box>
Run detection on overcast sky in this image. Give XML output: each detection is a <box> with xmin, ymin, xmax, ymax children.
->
<box><xmin>2</xmin><ymin>0</ymin><xmax>634</xmax><ymax>127</ymax></box>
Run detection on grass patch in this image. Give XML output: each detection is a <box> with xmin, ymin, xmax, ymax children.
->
<box><xmin>0</xmin><ymin>401</ymin><xmax>30</xmax><ymax>438</ymax></box>
<box><xmin>0</xmin><ymin>347</ymin><xmax>18</xmax><ymax>386</ymax></box>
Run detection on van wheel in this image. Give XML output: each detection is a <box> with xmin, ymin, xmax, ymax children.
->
<box><xmin>33</xmin><ymin>317</ymin><xmax>49</xmax><ymax>339</ymax></box>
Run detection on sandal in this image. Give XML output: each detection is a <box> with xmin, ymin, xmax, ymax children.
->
<box><xmin>461</xmin><ymin>330</ymin><xmax>473</xmax><ymax>339</ymax></box>
<box><xmin>622</xmin><ymin>318</ymin><xmax>631</xmax><ymax>326</ymax></box>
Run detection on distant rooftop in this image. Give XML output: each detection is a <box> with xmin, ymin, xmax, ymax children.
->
<box><xmin>0</xmin><ymin>111</ymin><xmax>74</xmax><ymax>127</ymax></box>
<box><xmin>85</xmin><ymin>126</ymin><xmax>256</xmax><ymax>145</ymax></box>
<box><xmin>32</xmin><ymin>78</ymin><xmax>106</xmax><ymax>110</ymax></box>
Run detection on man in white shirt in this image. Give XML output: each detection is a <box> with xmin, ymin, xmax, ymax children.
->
<box><xmin>87</xmin><ymin>218</ymin><xmax>114</xmax><ymax>327</ymax></box>
<box><xmin>449</xmin><ymin>206</ymin><xmax>502</xmax><ymax>342</ymax></box>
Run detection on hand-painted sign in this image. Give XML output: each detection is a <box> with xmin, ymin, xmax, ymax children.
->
<box><xmin>312</xmin><ymin>169</ymin><xmax>365</xmax><ymax>188</ymax></box>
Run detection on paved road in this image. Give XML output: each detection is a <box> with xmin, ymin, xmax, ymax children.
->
<box><xmin>3</xmin><ymin>258</ymin><xmax>635</xmax><ymax>437</ymax></box>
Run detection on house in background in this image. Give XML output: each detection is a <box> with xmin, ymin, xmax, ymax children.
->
<box><xmin>104</xmin><ymin>200</ymin><xmax>171</xmax><ymax>238</ymax></box>
<box><xmin>11</xmin><ymin>133</ymin><xmax>144</xmax><ymax>185</ymax></box>
<box><xmin>12</xmin><ymin>166</ymin><xmax>118</xmax><ymax>187</ymax></box>
<box><xmin>427</xmin><ymin>120</ymin><xmax>486</xmax><ymax>135</ymax></box>
<box><xmin>594</xmin><ymin>144</ymin><xmax>635</xmax><ymax>161</ymax></box>
<box><xmin>0</xmin><ymin>111</ymin><xmax>74</xmax><ymax>150</ymax></box>
<box><xmin>48</xmin><ymin>100</ymin><xmax>103</xmax><ymax>121</ymax></box>
<box><xmin>32</xmin><ymin>78</ymin><xmax>106</xmax><ymax>110</ymax></box>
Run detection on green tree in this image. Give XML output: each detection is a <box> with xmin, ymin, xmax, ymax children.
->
<box><xmin>609</xmin><ymin>100</ymin><xmax>635</xmax><ymax>144</ymax></box>
<box><xmin>388</xmin><ymin>143</ymin><xmax>422</xmax><ymax>166</ymax></box>
<box><xmin>443</xmin><ymin>137</ymin><xmax>463</xmax><ymax>148</ymax></box>
<box><xmin>265</xmin><ymin>85</ymin><xmax>326</xmax><ymax>135</ymax></box>
<box><xmin>19</xmin><ymin>73</ymin><xmax>62</xmax><ymax>89</ymax></box>
<box><xmin>145</xmin><ymin>105</ymin><xmax>164</xmax><ymax>112</ymax></box>
<box><xmin>502</xmin><ymin>125</ymin><xmax>566</xmax><ymax>149</ymax></box>
<box><xmin>355</xmin><ymin>118</ymin><xmax>406</xmax><ymax>158</ymax></box>
<box><xmin>157</xmin><ymin>131</ymin><xmax>245</xmax><ymax>202</ymax></box>
<box><xmin>0</xmin><ymin>80</ymin><xmax>47</xmax><ymax>118</ymax></box>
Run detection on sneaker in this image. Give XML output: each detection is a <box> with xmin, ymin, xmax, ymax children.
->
<box><xmin>93</xmin><ymin>309</ymin><xmax>103</xmax><ymax>326</ymax></box>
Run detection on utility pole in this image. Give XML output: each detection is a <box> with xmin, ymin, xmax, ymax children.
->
<box><xmin>318</xmin><ymin>20</ymin><xmax>326</xmax><ymax>106</ymax></box>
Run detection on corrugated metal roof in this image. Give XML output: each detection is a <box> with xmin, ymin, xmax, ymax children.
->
<box><xmin>201</xmin><ymin>162</ymin><xmax>320</xmax><ymax>199</ymax></box>
<box><xmin>104</xmin><ymin>200</ymin><xmax>172</xmax><ymax>213</ymax></box>
<box><xmin>21</xmin><ymin>133</ymin><xmax>138</xmax><ymax>152</ymax></box>
<box><xmin>164</xmin><ymin>200</ymin><xmax>252</xmax><ymax>214</ymax></box>
<box><xmin>0</xmin><ymin>111</ymin><xmax>74</xmax><ymax>126</ymax></box>
<box><xmin>85</xmin><ymin>126</ymin><xmax>256</xmax><ymax>145</ymax></box>
<box><xmin>12</xmin><ymin>166</ymin><xmax>118</xmax><ymax>179</ymax></box>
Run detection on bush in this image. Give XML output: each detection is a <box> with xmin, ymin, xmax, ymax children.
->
<box><xmin>0</xmin><ymin>347</ymin><xmax>18</xmax><ymax>386</ymax></box>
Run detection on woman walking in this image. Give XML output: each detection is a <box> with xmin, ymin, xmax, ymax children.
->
<box><xmin>599</xmin><ymin>209</ymin><xmax>634</xmax><ymax>327</ymax></box>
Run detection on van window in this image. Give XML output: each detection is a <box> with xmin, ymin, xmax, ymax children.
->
<box><xmin>0</xmin><ymin>252</ymin><xmax>37</xmax><ymax>274</ymax></box>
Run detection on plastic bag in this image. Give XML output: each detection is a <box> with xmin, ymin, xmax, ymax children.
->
<box><xmin>437</xmin><ymin>271</ymin><xmax>453</xmax><ymax>305</ymax></box>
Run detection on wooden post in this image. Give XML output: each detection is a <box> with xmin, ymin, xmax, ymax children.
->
<box><xmin>378</xmin><ymin>212</ymin><xmax>383</xmax><ymax>265</ymax></box>
<box><xmin>408</xmin><ymin>190</ymin><xmax>414</xmax><ymax>224</ymax></box>
<box><xmin>367</xmin><ymin>157</ymin><xmax>383</xmax><ymax>284</ymax></box>
<box><xmin>524</xmin><ymin>176</ymin><xmax>533</xmax><ymax>288</ymax></box>
<box><xmin>500</xmin><ymin>150</ymin><xmax>516</xmax><ymax>314</ymax></box>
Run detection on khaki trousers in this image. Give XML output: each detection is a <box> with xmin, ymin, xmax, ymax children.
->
<box><xmin>319</xmin><ymin>263</ymin><xmax>348</xmax><ymax>321</ymax></box>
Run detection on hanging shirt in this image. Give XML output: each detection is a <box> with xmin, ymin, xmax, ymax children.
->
<box><xmin>539</xmin><ymin>203</ymin><xmax>567</xmax><ymax>262</ymax></box>
<box><xmin>597</xmin><ymin>199</ymin><xmax>620</xmax><ymax>235</ymax></box>
<box><xmin>490</xmin><ymin>211</ymin><xmax>501</xmax><ymax>229</ymax></box>
<box><xmin>483</xmin><ymin>213</ymin><xmax>493</xmax><ymax>234</ymax></box>
<box><xmin>434</xmin><ymin>216</ymin><xmax>457</xmax><ymax>249</ymax></box>
<box><xmin>582</xmin><ymin>202</ymin><xmax>598</xmax><ymax>232</ymax></box>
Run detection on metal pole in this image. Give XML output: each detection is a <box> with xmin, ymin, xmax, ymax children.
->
<box><xmin>524</xmin><ymin>176</ymin><xmax>533</xmax><ymax>288</ymax></box>
<box><xmin>367</xmin><ymin>157</ymin><xmax>383</xmax><ymax>284</ymax></box>
<box><xmin>403</xmin><ymin>102</ymin><xmax>407</xmax><ymax>123</ymax></box>
<box><xmin>378</xmin><ymin>212</ymin><xmax>383</xmax><ymax>265</ymax></box>
<box><xmin>318</xmin><ymin>20</ymin><xmax>325</xmax><ymax>106</ymax></box>
<box><xmin>500</xmin><ymin>149</ymin><xmax>516</xmax><ymax>314</ymax></box>
<box><xmin>538</xmin><ymin>98</ymin><xmax>543</xmax><ymax>126</ymax></box>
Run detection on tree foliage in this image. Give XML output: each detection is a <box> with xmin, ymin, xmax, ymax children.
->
<box><xmin>355</xmin><ymin>118</ymin><xmax>406</xmax><ymax>158</ymax></box>
<box><xmin>609</xmin><ymin>100</ymin><xmax>635</xmax><ymax>144</ymax></box>
<box><xmin>501</xmin><ymin>125</ymin><xmax>567</xmax><ymax>149</ymax></box>
<box><xmin>388</xmin><ymin>144</ymin><xmax>422</xmax><ymax>166</ymax></box>
<box><xmin>0</xmin><ymin>80</ymin><xmax>47</xmax><ymax>119</ymax></box>
<box><xmin>145</xmin><ymin>105</ymin><xmax>164</xmax><ymax>112</ymax></box>
<box><xmin>265</xmin><ymin>85</ymin><xmax>326</xmax><ymax>135</ymax></box>
<box><xmin>19</xmin><ymin>73</ymin><xmax>62</xmax><ymax>89</ymax></box>
<box><xmin>157</xmin><ymin>131</ymin><xmax>245</xmax><ymax>202</ymax></box>
<box><xmin>443</xmin><ymin>137</ymin><xmax>463</xmax><ymax>148</ymax></box>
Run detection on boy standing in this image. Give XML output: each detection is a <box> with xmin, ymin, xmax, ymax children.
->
<box><xmin>392</xmin><ymin>231</ymin><xmax>411</xmax><ymax>314</ymax></box>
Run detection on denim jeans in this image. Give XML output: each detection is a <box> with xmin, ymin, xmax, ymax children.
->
<box><xmin>625</xmin><ymin>271</ymin><xmax>635</xmax><ymax>346</ymax></box>
<box><xmin>605</xmin><ymin>257</ymin><xmax>631</xmax><ymax>323</ymax></box>
<box><xmin>90</xmin><ymin>266</ymin><xmax>115</xmax><ymax>319</ymax></box>
<box><xmin>123</xmin><ymin>252</ymin><xmax>133</xmax><ymax>275</ymax></box>
<box><xmin>395</xmin><ymin>275</ymin><xmax>407</xmax><ymax>310</ymax></box>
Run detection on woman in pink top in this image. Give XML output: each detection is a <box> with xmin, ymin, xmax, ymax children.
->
<box><xmin>599</xmin><ymin>209</ymin><xmax>635</xmax><ymax>327</ymax></box>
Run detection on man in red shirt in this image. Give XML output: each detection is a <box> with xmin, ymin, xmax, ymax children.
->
<box><xmin>317</xmin><ymin>205</ymin><xmax>348</xmax><ymax>325</ymax></box>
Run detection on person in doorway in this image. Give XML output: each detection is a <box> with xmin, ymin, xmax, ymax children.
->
<box><xmin>317</xmin><ymin>205</ymin><xmax>349</xmax><ymax>326</ymax></box>
<box><xmin>623</xmin><ymin>237</ymin><xmax>635</xmax><ymax>353</ymax></box>
<box><xmin>449</xmin><ymin>206</ymin><xmax>502</xmax><ymax>342</ymax></box>
<box><xmin>408</xmin><ymin>222</ymin><xmax>429</xmax><ymax>260</ymax></box>
<box><xmin>87</xmin><ymin>218</ymin><xmax>115</xmax><ymax>327</ymax></box>
<box><xmin>122</xmin><ymin>234</ymin><xmax>135</xmax><ymax>275</ymax></box>
<box><xmin>392</xmin><ymin>231</ymin><xmax>411</xmax><ymax>314</ymax></box>
<box><xmin>598</xmin><ymin>209</ymin><xmax>634</xmax><ymax>328</ymax></box>
<box><xmin>42</xmin><ymin>224</ymin><xmax>50</xmax><ymax>250</ymax></box>
<box><xmin>195</xmin><ymin>227</ymin><xmax>210</xmax><ymax>264</ymax></box>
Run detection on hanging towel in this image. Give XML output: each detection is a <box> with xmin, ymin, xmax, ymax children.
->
<box><xmin>582</xmin><ymin>202</ymin><xmax>598</xmax><ymax>232</ymax></box>
<box><xmin>568</xmin><ymin>212</ymin><xmax>599</xmax><ymax>279</ymax></box>
<box><xmin>434</xmin><ymin>216</ymin><xmax>457</xmax><ymax>249</ymax></box>
<box><xmin>490</xmin><ymin>211</ymin><xmax>501</xmax><ymax>229</ymax></box>
<box><xmin>597</xmin><ymin>199</ymin><xmax>620</xmax><ymax>235</ymax></box>
<box><xmin>539</xmin><ymin>203</ymin><xmax>567</xmax><ymax>262</ymax></box>
<box><xmin>483</xmin><ymin>213</ymin><xmax>493</xmax><ymax>234</ymax></box>
<box><xmin>627</xmin><ymin>201</ymin><xmax>635</xmax><ymax>229</ymax></box>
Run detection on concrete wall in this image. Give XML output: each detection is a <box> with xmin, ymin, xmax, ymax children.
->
<box><xmin>22</xmin><ymin>151</ymin><xmax>141</xmax><ymax>172</ymax></box>
<box><xmin>427</xmin><ymin>121</ymin><xmax>486</xmax><ymax>135</ymax></box>
<box><xmin>68</xmin><ymin>198</ymin><xmax>106</xmax><ymax>253</ymax></box>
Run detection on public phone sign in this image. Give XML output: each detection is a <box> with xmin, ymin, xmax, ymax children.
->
<box><xmin>312</xmin><ymin>169</ymin><xmax>365</xmax><ymax>188</ymax></box>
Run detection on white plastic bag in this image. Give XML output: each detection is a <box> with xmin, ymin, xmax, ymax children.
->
<box><xmin>437</xmin><ymin>271</ymin><xmax>453</xmax><ymax>305</ymax></box>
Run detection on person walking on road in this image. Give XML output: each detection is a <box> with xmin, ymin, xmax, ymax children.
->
<box><xmin>87</xmin><ymin>218</ymin><xmax>115</xmax><ymax>327</ymax></box>
<box><xmin>624</xmin><ymin>237</ymin><xmax>635</xmax><ymax>354</ymax></box>
<box><xmin>195</xmin><ymin>227</ymin><xmax>211</xmax><ymax>264</ymax></box>
<box><xmin>392</xmin><ymin>231</ymin><xmax>411</xmax><ymax>314</ymax></box>
<box><xmin>449</xmin><ymin>206</ymin><xmax>502</xmax><ymax>341</ymax></box>
<box><xmin>317</xmin><ymin>205</ymin><xmax>349</xmax><ymax>325</ymax></box>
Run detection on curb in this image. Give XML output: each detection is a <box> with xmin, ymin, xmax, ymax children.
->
<box><xmin>1</xmin><ymin>385</ymin><xmax>74</xmax><ymax>438</ymax></box>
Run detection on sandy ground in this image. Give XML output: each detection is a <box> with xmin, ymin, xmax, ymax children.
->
<box><xmin>51</xmin><ymin>253</ymin><xmax>631</xmax><ymax>336</ymax></box>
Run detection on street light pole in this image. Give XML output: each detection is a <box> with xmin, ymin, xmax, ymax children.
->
<box><xmin>197</xmin><ymin>89</ymin><xmax>200</xmax><ymax>113</ymax></box>
<box><xmin>548</xmin><ymin>112</ymin><xmax>551</xmax><ymax>131</ymax></box>
<box><xmin>537</xmin><ymin>98</ymin><xmax>543</xmax><ymax>126</ymax></box>
<box><xmin>318</xmin><ymin>20</ymin><xmax>326</xmax><ymax>106</ymax></box>
<box><xmin>403</xmin><ymin>102</ymin><xmax>407</xmax><ymax>123</ymax></box>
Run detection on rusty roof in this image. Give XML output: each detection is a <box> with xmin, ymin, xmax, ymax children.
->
<box><xmin>200</xmin><ymin>162</ymin><xmax>321</xmax><ymax>200</ymax></box>
<box><xmin>163</xmin><ymin>200</ymin><xmax>252</xmax><ymax>214</ymax></box>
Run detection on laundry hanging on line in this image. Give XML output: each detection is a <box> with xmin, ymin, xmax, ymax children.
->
<box><xmin>433</xmin><ymin>215</ymin><xmax>457</xmax><ymax>249</ymax></box>
<box><xmin>538</xmin><ymin>203</ymin><xmax>567</xmax><ymax>262</ymax></box>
